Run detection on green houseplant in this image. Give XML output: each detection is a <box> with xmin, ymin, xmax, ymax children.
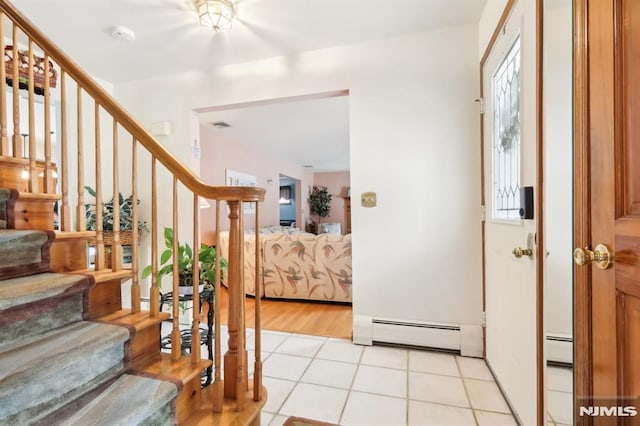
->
<box><xmin>308</xmin><ymin>185</ymin><xmax>332</xmax><ymax>233</ymax></box>
<box><xmin>84</xmin><ymin>186</ymin><xmax>149</xmax><ymax>233</ymax></box>
<box><xmin>141</xmin><ymin>227</ymin><xmax>227</xmax><ymax>291</ymax></box>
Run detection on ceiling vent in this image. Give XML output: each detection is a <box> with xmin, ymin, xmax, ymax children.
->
<box><xmin>211</xmin><ymin>121</ymin><xmax>231</xmax><ymax>129</ymax></box>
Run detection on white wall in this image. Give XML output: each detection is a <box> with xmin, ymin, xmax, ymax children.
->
<box><xmin>544</xmin><ymin>5</ymin><xmax>573</xmax><ymax>338</ymax></box>
<box><xmin>114</xmin><ymin>25</ymin><xmax>483</xmax><ymax>334</ymax></box>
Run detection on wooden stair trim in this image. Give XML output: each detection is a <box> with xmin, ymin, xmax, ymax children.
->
<box><xmin>135</xmin><ymin>353</ymin><xmax>212</xmax><ymax>385</ymax></box>
<box><xmin>18</xmin><ymin>192</ymin><xmax>61</xmax><ymax>200</ymax></box>
<box><xmin>54</xmin><ymin>230</ymin><xmax>95</xmax><ymax>239</ymax></box>
<box><xmin>75</xmin><ymin>268</ymin><xmax>132</xmax><ymax>283</ymax></box>
<box><xmin>98</xmin><ymin>308</ymin><xmax>170</xmax><ymax>329</ymax></box>
<box><xmin>184</xmin><ymin>385</ymin><xmax>267</xmax><ymax>426</ymax></box>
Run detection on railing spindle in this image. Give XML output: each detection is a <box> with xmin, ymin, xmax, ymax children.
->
<box><xmin>191</xmin><ymin>195</ymin><xmax>201</xmax><ymax>364</ymax></box>
<box><xmin>94</xmin><ymin>101</ymin><xmax>105</xmax><ymax>270</ymax></box>
<box><xmin>253</xmin><ymin>202</ymin><xmax>262</xmax><ymax>401</ymax></box>
<box><xmin>111</xmin><ymin>119</ymin><xmax>122</xmax><ymax>271</ymax></box>
<box><xmin>0</xmin><ymin>13</ymin><xmax>8</xmax><ymax>156</ymax></box>
<box><xmin>27</xmin><ymin>40</ymin><xmax>36</xmax><ymax>191</ymax></box>
<box><xmin>213</xmin><ymin>200</ymin><xmax>223</xmax><ymax>413</ymax></box>
<box><xmin>59</xmin><ymin>71</ymin><xmax>70</xmax><ymax>231</ymax></box>
<box><xmin>131</xmin><ymin>138</ymin><xmax>140</xmax><ymax>313</ymax></box>
<box><xmin>224</xmin><ymin>201</ymin><xmax>241</xmax><ymax>403</ymax></box>
<box><xmin>11</xmin><ymin>24</ymin><xmax>20</xmax><ymax>159</ymax></box>
<box><xmin>43</xmin><ymin>53</ymin><xmax>53</xmax><ymax>193</ymax></box>
<box><xmin>236</xmin><ymin>202</ymin><xmax>247</xmax><ymax>409</ymax></box>
<box><xmin>171</xmin><ymin>176</ymin><xmax>181</xmax><ymax>361</ymax></box>
<box><xmin>150</xmin><ymin>157</ymin><xmax>159</xmax><ymax>316</ymax></box>
<box><xmin>76</xmin><ymin>86</ymin><xmax>85</xmax><ymax>231</ymax></box>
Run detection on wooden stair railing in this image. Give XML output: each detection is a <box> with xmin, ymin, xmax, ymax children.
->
<box><xmin>0</xmin><ymin>0</ymin><xmax>266</xmax><ymax>418</ymax></box>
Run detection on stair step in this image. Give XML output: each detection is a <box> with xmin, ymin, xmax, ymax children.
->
<box><xmin>77</xmin><ymin>270</ymin><xmax>134</xmax><ymax>319</ymax></box>
<box><xmin>0</xmin><ymin>321</ymin><xmax>130</xmax><ymax>424</ymax></box>
<box><xmin>0</xmin><ymin>188</ymin><xmax>18</xmax><ymax>229</ymax></box>
<box><xmin>78</xmin><ymin>268</ymin><xmax>133</xmax><ymax>283</ymax></box>
<box><xmin>13</xmin><ymin>192</ymin><xmax>60</xmax><ymax>231</ymax></box>
<box><xmin>137</xmin><ymin>352</ymin><xmax>212</xmax><ymax>385</ymax></box>
<box><xmin>0</xmin><ymin>230</ymin><xmax>55</xmax><ymax>280</ymax></box>
<box><xmin>137</xmin><ymin>353</ymin><xmax>213</xmax><ymax>424</ymax></box>
<box><xmin>183</xmin><ymin>383</ymin><xmax>267</xmax><ymax>426</ymax></box>
<box><xmin>50</xmin><ymin>232</ymin><xmax>93</xmax><ymax>272</ymax></box>
<box><xmin>61</xmin><ymin>374</ymin><xmax>178</xmax><ymax>426</ymax></box>
<box><xmin>0</xmin><ymin>272</ymin><xmax>94</xmax><ymax>346</ymax></box>
<box><xmin>98</xmin><ymin>309</ymin><xmax>170</xmax><ymax>362</ymax></box>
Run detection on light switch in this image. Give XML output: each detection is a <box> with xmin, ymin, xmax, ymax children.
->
<box><xmin>361</xmin><ymin>192</ymin><xmax>376</xmax><ymax>208</ymax></box>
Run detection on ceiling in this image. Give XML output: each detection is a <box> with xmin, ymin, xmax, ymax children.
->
<box><xmin>199</xmin><ymin>94</ymin><xmax>350</xmax><ymax>172</ymax></box>
<box><xmin>10</xmin><ymin>0</ymin><xmax>487</xmax><ymax>172</ymax></box>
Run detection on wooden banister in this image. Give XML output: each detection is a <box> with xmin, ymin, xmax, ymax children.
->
<box><xmin>0</xmin><ymin>0</ymin><xmax>266</xmax><ymax>417</ymax></box>
<box><xmin>0</xmin><ymin>0</ymin><xmax>264</xmax><ymax>203</ymax></box>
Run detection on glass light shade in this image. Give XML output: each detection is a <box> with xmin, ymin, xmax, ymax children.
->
<box><xmin>197</xmin><ymin>0</ymin><xmax>235</xmax><ymax>32</ymax></box>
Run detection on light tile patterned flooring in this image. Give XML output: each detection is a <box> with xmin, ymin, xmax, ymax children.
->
<box><xmin>162</xmin><ymin>322</ymin><xmax>574</xmax><ymax>425</ymax></box>
<box><xmin>546</xmin><ymin>366</ymin><xmax>573</xmax><ymax>426</ymax></box>
<box><xmin>209</xmin><ymin>326</ymin><xmax>517</xmax><ymax>425</ymax></box>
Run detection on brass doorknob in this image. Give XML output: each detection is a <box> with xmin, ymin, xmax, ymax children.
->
<box><xmin>573</xmin><ymin>244</ymin><xmax>613</xmax><ymax>270</ymax></box>
<box><xmin>513</xmin><ymin>247</ymin><xmax>533</xmax><ymax>258</ymax></box>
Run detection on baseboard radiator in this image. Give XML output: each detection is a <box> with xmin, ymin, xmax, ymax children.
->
<box><xmin>546</xmin><ymin>334</ymin><xmax>572</xmax><ymax>365</ymax></box>
<box><xmin>353</xmin><ymin>315</ymin><xmax>483</xmax><ymax>357</ymax></box>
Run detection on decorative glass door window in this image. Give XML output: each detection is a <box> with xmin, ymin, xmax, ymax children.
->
<box><xmin>492</xmin><ymin>36</ymin><xmax>521</xmax><ymax>220</ymax></box>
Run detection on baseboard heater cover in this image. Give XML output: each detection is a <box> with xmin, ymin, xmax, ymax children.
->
<box><xmin>546</xmin><ymin>334</ymin><xmax>573</xmax><ymax>365</ymax></box>
<box><xmin>372</xmin><ymin>318</ymin><xmax>461</xmax><ymax>352</ymax></box>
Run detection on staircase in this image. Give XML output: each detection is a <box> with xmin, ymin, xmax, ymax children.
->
<box><xmin>0</xmin><ymin>0</ymin><xmax>267</xmax><ymax>424</ymax></box>
<box><xmin>0</xmin><ymin>191</ymin><xmax>177</xmax><ymax>424</ymax></box>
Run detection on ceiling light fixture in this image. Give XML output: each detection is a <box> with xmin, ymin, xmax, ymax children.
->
<box><xmin>196</xmin><ymin>0</ymin><xmax>235</xmax><ymax>33</ymax></box>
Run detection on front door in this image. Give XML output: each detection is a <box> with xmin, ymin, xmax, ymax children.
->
<box><xmin>576</xmin><ymin>0</ymin><xmax>640</xmax><ymax>422</ymax></box>
<box><xmin>481</xmin><ymin>1</ymin><xmax>539</xmax><ymax>424</ymax></box>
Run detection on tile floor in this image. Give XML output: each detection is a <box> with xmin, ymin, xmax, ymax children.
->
<box><xmin>161</xmin><ymin>321</ymin><xmax>516</xmax><ymax>426</ymax></box>
<box><xmin>546</xmin><ymin>366</ymin><xmax>573</xmax><ymax>426</ymax></box>
<box><xmin>161</xmin><ymin>322</ymin><xmax>576</xmax><ymax>425</ymax></box>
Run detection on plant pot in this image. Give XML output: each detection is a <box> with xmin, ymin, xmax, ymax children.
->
<box><xmin>178</xmin><ymin>284</ymin><xmax>205</xmax><ymax>295</ymax></box>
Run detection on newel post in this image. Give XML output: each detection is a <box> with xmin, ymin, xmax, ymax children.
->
<box><xmin>224</xmin><ymin>200</ymin><xmax>247</xmax><ymax>408</ymax></box>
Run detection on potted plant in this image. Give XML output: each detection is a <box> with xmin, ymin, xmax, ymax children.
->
<box><xmin>308</xmin><ymin>185</ymin><xmax>332</xmax><ymax>233</ymax></box>
<box><xmin>85</xmin><ymin>186</ymin><xmax>149</xmax><ymax>242</ymax></box>
<box><xmin>141</xmin><ymin>227</ymin><xmax>228</xmax><ymax>295</ymax></box>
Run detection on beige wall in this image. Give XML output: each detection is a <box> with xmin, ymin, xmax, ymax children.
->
<box><xmin>313</xmin><ymin>171</ymin><xmax>350</xmax><ymax>234</ymax></box>
<box><xmin>198</xmin><ymin>123</ymin><xmax>313</xmax><ymax>243</ymax></box>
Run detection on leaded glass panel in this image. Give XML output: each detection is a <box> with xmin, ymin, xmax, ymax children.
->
<box><xmin>492</xmin><ymin>36</ymin><xmax>521</xmax><ymax>220</ymax></box>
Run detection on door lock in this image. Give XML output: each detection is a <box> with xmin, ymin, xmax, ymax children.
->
<box><xmin>512</xmin><ymin>233</ymin><xmax>535</xmax><ymax>259</ymax></box>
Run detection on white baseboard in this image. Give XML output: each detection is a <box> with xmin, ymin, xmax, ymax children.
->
<box><xmin>353</xmin><ymin>315</ymin><xmax>483</xmax><ymax>357</ymax></box>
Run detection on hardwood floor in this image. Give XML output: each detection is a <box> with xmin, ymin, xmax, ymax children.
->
<box><xmin>215</xmin><ymin>286</ymin><xmax>352</xmax><ymax>340</ymax></box>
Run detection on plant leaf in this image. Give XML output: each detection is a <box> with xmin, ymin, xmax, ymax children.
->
<box><xmin>164</xmin><ymin>227</ymin><xmax>173</xmax><ymax>248</ymax></box>
<box><xmin>160</xmin><ymin>249</ymin><xmax>172</xmax><ymax>264</ymax></box>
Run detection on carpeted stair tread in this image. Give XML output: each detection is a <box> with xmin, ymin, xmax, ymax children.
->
<box><xmin>62</xmin><ymin>374</ymin><xmax>177</xmax><ymax>426</ymax></box>
<box><xmin>0</xmin><ymin>229</ymin><xmax>54</xmax><ymax>280</ymax></box>
<box><xmin>0</xmin><ymin>272</ymin><xmax>95</xmax><ymax>348</ymax></box>
<box><xmin>0</xmin><ymin>188</ymin><xmax>18</xmax><ymax>229</ymax></box>
<box><xmin>0</xmin><ymin>272</ymin><xmax>92</xmax><ymax>312</ymax></box>
<box><xmin>0</xmin><ymin>321</ymin><xmax>130</xmax><ymax>424</ymax></box>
